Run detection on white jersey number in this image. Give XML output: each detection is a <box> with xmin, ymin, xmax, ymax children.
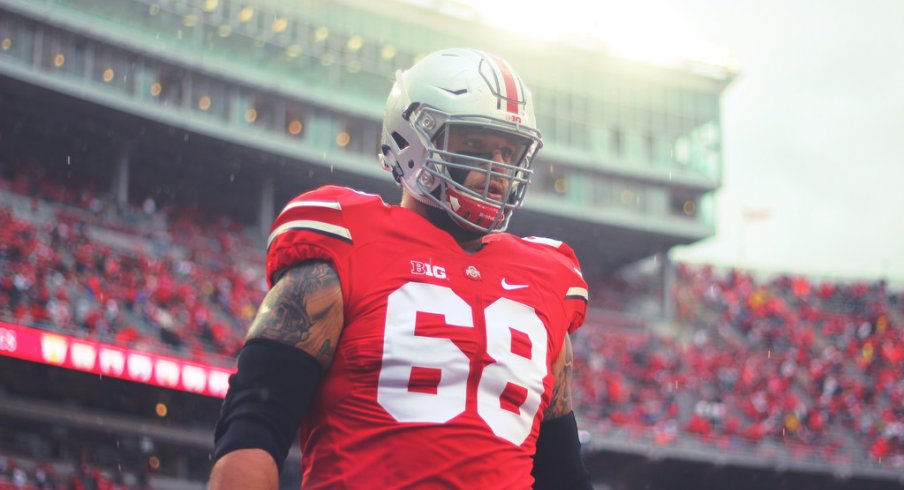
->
<box><xmin>376</xmin><ymin>282</ymin><xmax>548</xmax><ymax>446</ymax></box>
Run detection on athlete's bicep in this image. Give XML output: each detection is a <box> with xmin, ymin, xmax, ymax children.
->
<box><xmin>544</xmin><ymin>333</ymin><xmax>573</xmax><ymax>420</ymax></box>
<box><xmin>245</xmin><ymin>260</ymin><xmax>344</xmax><ymax>369</ymax></box>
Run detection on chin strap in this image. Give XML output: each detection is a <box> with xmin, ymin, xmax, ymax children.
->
<box><xmin>445</xmin><ymin>187</ymin><xmax>505</xmax><ymax>231</ymax></box>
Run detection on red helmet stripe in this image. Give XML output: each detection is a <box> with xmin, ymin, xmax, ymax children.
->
<box><xmin>489</xmin><ymin>54</ymin><xmax>520</xmax><ymax>115</ymax></box>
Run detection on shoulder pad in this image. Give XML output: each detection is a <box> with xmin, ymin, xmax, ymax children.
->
<box><xmin>282</xmin><ymin>185</ymin><xmax>385</xmax><ymax>211</ymax></box>
<box><xmin>520</xmin><ymin>236</ymin><xmax>583</xmax><ymax>274</ymax></box>
<box><xmin>520</xmin><ymin>236</ymin><xmax>587</xmax><ymax>304</ymax></box>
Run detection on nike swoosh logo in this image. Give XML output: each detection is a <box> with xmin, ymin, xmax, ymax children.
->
<box><xmin>501</xmin><ymin>278</ymin><xmax>528</xmax><ymax>290</ymax></box>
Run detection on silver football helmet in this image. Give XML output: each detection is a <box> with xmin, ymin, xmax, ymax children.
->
<box><xmin>379</xmin><ymin>48</ymin><xmax>543</xmax><ymax>233</ymax></box>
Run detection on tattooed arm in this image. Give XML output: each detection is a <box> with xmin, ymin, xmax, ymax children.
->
<box><xmin>209</xmin><ymin>260</ymin><xmax>344</xmax><ymax>490</ymax></box>
<box><xmin>544</xmin><ymin>334</ymin><xmax>574</xmax><ymax>420</ymax></box>
<box><xmin>532</xmin><ymin>334</ymin><xmax>591</xmax><ymax>489</ymax></box>
<box><xmin>245</xmin><ymin>260</ymin><xmax>344</xmax><ymax>368</ymax></box>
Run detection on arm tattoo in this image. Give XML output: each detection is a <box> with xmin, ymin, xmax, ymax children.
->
<box><xmin>245</xmin><ymin>260</ymin><xmax>344</xmax><ymax>368</ymax></box>
<box><xmin>544</xmin><ymin>334</ymin><xmax>574</xmax><ymax>419</ymax></box>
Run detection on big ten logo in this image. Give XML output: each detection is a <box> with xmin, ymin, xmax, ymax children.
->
<box><xmin>410</xmin><ymin>260</ymin><xmax>447</xmax><ymax>280</ymax></box>
<box><xmin>0</xmin><ymin>327</ymin><xmax>17</xmax><ymax>352</ymax></box>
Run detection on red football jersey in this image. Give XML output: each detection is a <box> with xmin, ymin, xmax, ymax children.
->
<box><xmin>266</xmin><ymin>186</ymin><xmax>588</xmax><ymax>489</ymax></box>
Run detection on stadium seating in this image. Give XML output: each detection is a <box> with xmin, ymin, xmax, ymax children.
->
<box><xmin>1</xmin><ymin>161</ymin><xmax>902</xmax><ymax>472</ymax></box>
<box><xmin>577</xmin><ymin>263</ymin><xmax>904</xmax><ymax>467</ymax></box>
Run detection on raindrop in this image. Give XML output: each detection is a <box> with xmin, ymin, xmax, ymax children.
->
<box><xmin>330</xmin><ymin>165</ymin><xmax>334</xmax><ymax>172</ymax></box>
<box><xmin>66</xmin><ymin>155</ymin><xmax>71</xmax><ymax>165</ymax></box>
<box><xmin>229</xmin><ymin>173</ymin><xmax>235</xmax><ymax>182</ymax></box>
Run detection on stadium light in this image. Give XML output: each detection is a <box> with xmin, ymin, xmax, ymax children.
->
<box><xmin>381</xmin><ymin>45</ymin><xmax>397</xmax><ymax>60</ymax></box>
<box><xmin>336</xmin><ymin>131</ymin><xmax>351</xmax><ymax>147</ymax></box>
<box><xmin>314</xmin><ymin>26</ymin><xmax>329</xmax><ymax>43</ymax></box>
<box><xmin>202</xmin><ymin>0</ymin><xmax>219</xmax><ymax>13</ymax></box>
<box><xmin>286</xmin><ymin>44</ymin><xmax>303</xmax><ymax>58</ymax></box>
<box><xmin>238</xmin><ymin>6</ymin><xmax>255</xmax><ymax>23</ymax></box>
<box><xmin>272</xmin><ymin>16</ymin><xmax>289</xmax><ymax>33</ymax></box>
<box><xmin>347</xmin><ymin>35</ymin><xmax>364</xmax><ymax>52</ymax></box>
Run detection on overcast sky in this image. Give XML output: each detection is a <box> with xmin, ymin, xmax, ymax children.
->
<box><xmin>472</xmin><ymin>0</ymin><xmax>904</xmax><ymax>284</ymax></box>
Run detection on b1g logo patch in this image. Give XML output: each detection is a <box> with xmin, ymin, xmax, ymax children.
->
<box><xmin>411</xmin><ymin>260</ymin><xmax>447</xmax><ymax>280</ymax></box>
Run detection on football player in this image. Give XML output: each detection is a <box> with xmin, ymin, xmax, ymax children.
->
<box><xmin>210</xmin><ymin>48</ymin><xmax>592</xmax><ymax>489</ymax></box>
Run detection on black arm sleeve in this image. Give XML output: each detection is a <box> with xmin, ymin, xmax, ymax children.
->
<box><xmin>532</xmin><ymin>411</ymin><xmax>592</xmax><ymax>490</ymax></box>
<box><xmin>212</xmin><ymin>338</ymin><xmax>324</xmax><ymax>471</ymax></box>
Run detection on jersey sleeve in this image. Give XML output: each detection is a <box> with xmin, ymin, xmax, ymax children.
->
<box><xmin>558</xmin><ymin>242</ymin><xmax>588</xmax><ymax>334</ymax></box>
<box><xmin>265</xmin><ymin>186</ymin><xmax>372</xmax><ymax>289</ymax></box>
<box><xmin>522</xmin><ymin>236</ymin><xmax>588</xmax><ymax>334</ymax></box>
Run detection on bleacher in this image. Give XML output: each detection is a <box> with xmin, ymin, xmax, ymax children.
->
<box><xmin>2</xmin><ymin>159</ymin><xmax>903</xmax><ymax>484</ymax></box>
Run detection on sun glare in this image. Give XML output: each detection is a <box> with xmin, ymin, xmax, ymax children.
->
<box><xmin>463</xmin><ymin>0</ymin><xmax>734</xmax><ymax>69</ymax></box>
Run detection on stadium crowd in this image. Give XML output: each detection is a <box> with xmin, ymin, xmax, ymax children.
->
<box><xmin>0</xmin><ymin>454</ymin><xmax>143</xmax><ymax>490</ymax></box>
<box><xmin>575</xmin><ymin>264</ymin><xmax>904</xmax><ymax>467</ymax></box>
<box><xmin>0</xmin><ymin>163</ymin><xmax>263</xmax><ymax>365</ymax></box>
<box><xmin>1</xmin><ymin>161</ymin><xmax>903</xmax><ymax>473</ymax></box>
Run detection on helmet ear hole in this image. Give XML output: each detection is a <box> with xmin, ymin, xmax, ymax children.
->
<box><xmin>391</xmin><ymin>132</ymin><xmax>409</xmax><ymax>150</ymax></box>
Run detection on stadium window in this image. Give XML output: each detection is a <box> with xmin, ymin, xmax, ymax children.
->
<box><xmin>616</xmin><ymin>181</ymin><xmax>644</xmax><ymax>212</ymax></box>
<box><xmin>252</xmin><ymin>94</ymin><xmax>279</xmax><ymax>131</ymax></box>
<box><xmin>538</xmin><ymin>164</ymin><xmax>565</xmax><ymax>195</ymax></box>
<box><xmin>670</xmin><ymin>192</ymin><xmax>699</xmax><ymax>218</ymax></box>
<box><xmin>157</xmin><ymin>65</ymin><xmax>186</xmax><ymax>108</ymax></box>
<box><xmin>609</xmin><ymin>127</ymin><xmax>623</xmax><ymax>158</ymax></box>
<box><xmin>673</xmin><ymin>135</ymin><xmax>690</xmax><ymax>166</ymax></box>
<box><xmin>592</xmin><ymin>179</ymin><xmax>613</xmax><ymax>206</ymax></box>
<box><xmin>644</xmin><ymin>133</ymin><xmax>655</xmax><ymax>165</ymax></box>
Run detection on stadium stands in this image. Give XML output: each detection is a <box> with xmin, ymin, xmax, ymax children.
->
<box><xmin>1</xmin><ymin>158</ymin><xmax>903</xmax><ymax>483</ymax></box>
<box><xmin>576</xmin><ymin>263</ymin><xmax>904</xmax><ymax>469</ymax></box>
